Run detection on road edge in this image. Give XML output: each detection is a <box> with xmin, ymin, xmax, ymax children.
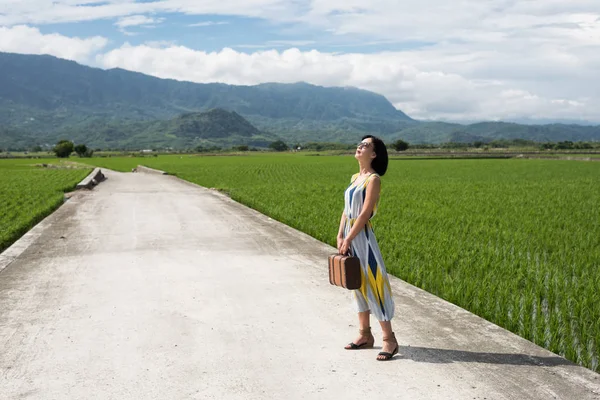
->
<box><xmin>135</xmin><ymin>165</ymin><xmax>169</xmax><ymax>175</ymax></box>
<box><xmin>76</xmin><ymin>167</ymin><xmax>106</xmax><ymax>190</ymax></box>
<box><xmin>0</xmin><ymin>191</ymin><xmax>89</xmax><ymax>274</ymax></box>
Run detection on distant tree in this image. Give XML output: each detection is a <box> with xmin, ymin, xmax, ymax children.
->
<box><xmin>233</xmin><ymin>145</ymin><xmax>249</xmax><ymax>151</ymax></box>
<box><xmin>512</xmin><ymin>138</ymin><xmax>535</xmax><ymax>147</ymax></box>
<box><xmin>301</xmin><ymin>142</ymin><xmax>354</xmax><ymax>151</ymax></box>
<box><xmin>269</xmin><ymin>140</ymin><xmax>289</xmax><ymax>152</ymax></box>
<box><xmin>74</xmin><ymin>144</ymin><xmax>94</xmax><ymax>157</ymax></box>
<box><xmin>555</xmin><ymin>141</ymin><xmax>574</xmax><ymax>150</ymax></box>
<box><xmin>489</xmin><ymin>140</ymin><xmax>508</xmax><ymax>148</ymax></box>
<box><xmin>53</xmin><ymin>140</ymin><xmax>74</xmax><ymax>158</ymax></box>
<box><xmin>31</xmin><ymin>145</ymin><xmax>43</xmax><ymax>152</ymax></box>
<box><xmin>195</xmin><ymin>145</ymin><xmax>221</xmax><ymax>153</ymax></box>
<box><xmin>574</xmin><ymin>142</ymin><xmax>593</xmax><ymax>150</ymax></box>
<box><xmin>392</xmin><ymin>139</ymin><xmax>409</xmax><ymax>151</ymax></box>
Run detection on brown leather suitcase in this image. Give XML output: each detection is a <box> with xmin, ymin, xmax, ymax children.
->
<box><xmin>328</xmin><ymin>254</ymin><xmax>361</xmax><ymax>290</ymax></box>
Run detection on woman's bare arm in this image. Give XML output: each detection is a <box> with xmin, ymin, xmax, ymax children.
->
<box><xmin>337</xmin><ymin>212</ymin><xmax>347</xmax><ymax>239</ymax></box>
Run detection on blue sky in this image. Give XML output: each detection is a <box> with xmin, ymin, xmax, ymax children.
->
<box><xmin>0</xmin><ymin>1</ymin><xmax>599</xmax><ymax>123</ymax></box>
<box><xmin>38</xmin><ymin>15</ymin><xmax>281</xmax><ymax>52</ymax></box>
<box><xmin>34</xmin><ymin>11</ymin><xmax>432</xmax><ymax>54</ymax></box>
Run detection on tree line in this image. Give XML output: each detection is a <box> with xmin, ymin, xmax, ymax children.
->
<box><xmin>2</xmin><ymin>138</ymin><xmax>599</xmax><ymax>156</ymax></box>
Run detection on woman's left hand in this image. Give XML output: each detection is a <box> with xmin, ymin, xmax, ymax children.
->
<box><xmin>339</xmin><ymin>238</ymin><xmax>352</xmax><ymax>255</ymax></box>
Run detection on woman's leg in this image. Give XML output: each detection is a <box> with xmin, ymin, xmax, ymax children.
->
<box><xmin>377</xmin><ymin>319</ymin><xmax>398</xmax><ymax>360</ymax></box>
<box><xmin>358</xmin><ymin>310</ymin><xmax>370</xmax><ymax>330</ymax></box>
<box><xmin>379</xmin><ymin>320</ymin><xmax>393</xmax><ymax>337</ymax></box>
<box><xmin>344</xmin><ymin>310</ymin><xmax>373</xmax><ymax>349</ymax></box>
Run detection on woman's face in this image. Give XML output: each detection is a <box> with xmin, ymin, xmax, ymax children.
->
<box><xmin>355</xmin><ymin>138</ymin><xmax>376</xmax><ymax>163</ymax></box>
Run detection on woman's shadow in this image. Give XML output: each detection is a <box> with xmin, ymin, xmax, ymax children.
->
<box><xmin>393</xmin><ymin>345</ymin><xmax>572</xmax><ymax>367</ymax></box>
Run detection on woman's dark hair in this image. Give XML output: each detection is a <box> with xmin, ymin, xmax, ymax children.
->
<box><xmin>362</xmin><ymin>135</ymin><xmax>388</xmax><ymax>176</ymax></box>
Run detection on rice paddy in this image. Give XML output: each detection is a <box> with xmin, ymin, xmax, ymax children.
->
<box><xmin>0</xmin><ymin>159</ymin><xmax>91</xmax><ymax>253</ymax></box>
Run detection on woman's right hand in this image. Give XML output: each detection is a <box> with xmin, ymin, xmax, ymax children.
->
<box><xmin>339</xmin><ymin>238</ymin><xmax>352</xmax><ymax>256</ymax></box>
<box><xmin>337</xmin><ymin>236</ymin><xmax>344</xmax><ymax>252</ymax></box>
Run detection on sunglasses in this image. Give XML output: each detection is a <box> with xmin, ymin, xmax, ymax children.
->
<box><xmin>357</xmin><ymin>142</ymin><xmax>372</xmax><ymax>149</ymax></box>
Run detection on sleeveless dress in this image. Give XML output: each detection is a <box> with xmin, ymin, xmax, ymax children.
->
<box><xmin>343</xmin><ymin>173</ymin><xmax>395</xmax><ymax>321</ymax></box>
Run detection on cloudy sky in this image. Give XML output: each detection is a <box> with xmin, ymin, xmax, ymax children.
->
<box><xmin>1</xmin><ymin>0</ymin><xmax>599</xmax><ymax>123</ymax></box>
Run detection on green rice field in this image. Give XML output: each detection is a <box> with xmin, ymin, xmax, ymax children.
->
<box><xmin>4</xmin><ymin>153</ymin><xmax>600</xmax><ymax>372</ymax></box>
<box><xmin>0</xmin><ymin>159</ymin><xmax>91</xmax><ymax>253</ymax></box>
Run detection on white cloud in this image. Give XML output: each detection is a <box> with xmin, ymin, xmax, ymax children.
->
<box><xmin>0</xmin><ymin>0</ymin><xmax>298</xmax><ymax>26</ymax></box>
<box><xmin>0</xmin><ymin>1</ymin><xmax>156</xmax><ymax>26</ymax></box>
<box><xmin>115</xmin><ymin>15</ymin><xmax>163</xmax><ymax>29</ymax></box>
<box><xmin>304</xmin><ymin>0</ymin><xmax>600</xmax><ymax>44</ymax></box>
<box><xmin>268</xmin><ymin>40</ymin><xmax>315</xmax><ymax>46</ymax></box>
<box><xmin>0</xmin><ymin>25</ymin><xmax>107</xmax><ymax>63</ymax></box>
<box><xmin>144</xmin><ymin>40</ymin><xmax>178</xmax><ymax>48</ymax></box>
<box><xmin>189</xmin><ymin>21</ymin><xmax>230</xmax><ymax>27</ymax></box>
<box><xmin>114</xmin><ymin>14</ymin><xmax>164</xmax><ymax>35</ymax></box>
<box><xmin>96</xmin><ymin>44</ymin><xmax>600</xmax><ymax>122</ymax></box>
<box><xmin>234</xmin><ymin>40</ymin><xmax>315</xmax><ymax>49</ymax></box>
<box><xmin>233</xmin><ymin>44</ymin><xmax>276</xmax><ymax>49</ymax></box>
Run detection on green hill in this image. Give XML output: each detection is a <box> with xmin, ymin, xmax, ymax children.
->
<box><xmin>47</xmin><ymin>109</ymin><xmax>279</xmax><ymax>150</ymax></box>
<box><xmin>393</xmin><ymin>121</ymin><xmax>600</xmax><ymax>144</ymax></box>
<box><xmin>0</xmin><ymin>52</ymin><xmax>413</xmax><ymax>146</ymax></box>
<box><xmin>0</xmin><ymin>51</ymin><xmax>599</xmax><ymax>149</ymax></box>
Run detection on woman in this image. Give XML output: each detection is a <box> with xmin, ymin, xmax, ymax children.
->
<box><xmin>337</xmin><ymin>135</ymin><xmax>398</xmax><ymax>361</ymax></box>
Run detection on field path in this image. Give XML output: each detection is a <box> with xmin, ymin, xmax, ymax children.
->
<box><xmin>1</xmin><ymin>169</ymin><xmax>598</xmax><ymax>400</ymax></box>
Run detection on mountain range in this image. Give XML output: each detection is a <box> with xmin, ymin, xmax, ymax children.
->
<box><xmin>0</xmin><ymin>51</ymin><xmax>598</xmax><ymax>150</ymax></box>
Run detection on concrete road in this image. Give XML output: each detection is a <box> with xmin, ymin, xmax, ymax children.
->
<box><xmin>1</xmin><ymin>169</ymin><xmax>599</xmax><ymax>400</ymax></box>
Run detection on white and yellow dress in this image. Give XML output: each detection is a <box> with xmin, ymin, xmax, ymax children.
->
<box><xmin>343</xmin><ymin>173</ymin><xmax>395</xmax><ymax>321</ymax></box>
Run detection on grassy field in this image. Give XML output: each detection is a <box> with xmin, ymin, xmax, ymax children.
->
<box><xmin>77</xmin><ymin>153</ymin><xmax>600</xmax><ymax>372</ymax></box>
<box><xmin>0</xmin><ymin>159</ymin><xmax>91</xmax><ymax>253</ymax></box>
<box><xmin>4</xmin><ymin>153</ymin><xmax>599</xmax><ymax>372</ymax></box>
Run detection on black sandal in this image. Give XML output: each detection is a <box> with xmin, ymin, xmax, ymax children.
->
<box><xmin>377</xmin><ymin>333</ymin><xmax>398</xmax><ymax>361</ymax></box>
<box><xmin>344</xmin><ymin>327</ymin><xmax>375</xmax><ymax>350</ymax></box>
